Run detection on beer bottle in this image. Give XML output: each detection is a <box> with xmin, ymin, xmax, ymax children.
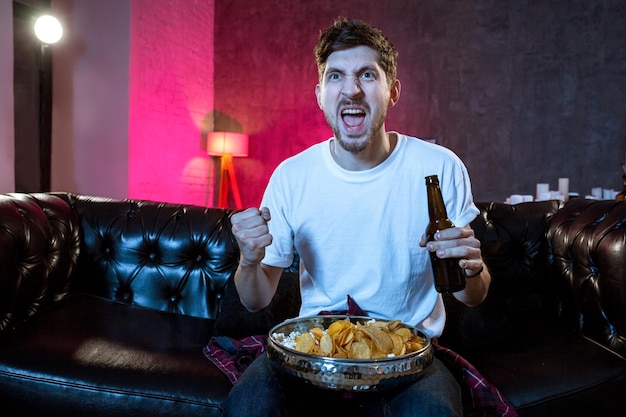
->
<box><xmin>425</xmin><ymin>175</ymin><xmax>466</xmax><ymax>293</ymax></box>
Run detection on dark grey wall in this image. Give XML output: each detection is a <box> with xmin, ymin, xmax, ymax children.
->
<box><xmin>392</xmin><ymin>0</ymin><xmax>626</xmax><ymax>200</ymax></box>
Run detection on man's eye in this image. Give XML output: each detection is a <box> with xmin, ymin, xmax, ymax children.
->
<box><xmin>362</xmin><ymin>72</ymin><xmax>375</xmax><ymax>80</ymax></box>
<box><xmin>329</xmin><ymin>73</ymin><xmax>341</xmax><ymax>81</ymax></box>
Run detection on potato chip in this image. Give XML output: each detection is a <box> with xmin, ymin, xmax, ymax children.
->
<box><xmin>295</xmin><ymin>332</ymin><xmax>315</xmax><ymax>354</ymax></box>
<box><xmin>393</xmin><ymin>327</ymin><xmax>413</xmax><ymax>343</ymax></box>
<box><xmin>327</xmin><ymin>319</ymin><xmax>351</xmax><ymax>335</ymax></box>
<box><xmin>359</xmin><ymin>325</ymin><xmax>393</xmax><ymax>354</ymax></box>
<box><xmin>319</xmin><ymin>333</ymin><xmax>334</xmax><ymax>355</ymax></box>
<box><xmin>334</xmin><ymin>345</ymin><xmax>349</xmax><ymax>358</ymax></box>
<box><xmin>386</xmin><ymin>320</ymin><xmax>403</xmax><ymax>332</ymax></box>
<box><xmin>309</xmin><ymin>327</ymin><xmax>324</xmax><ymax>339</ymax></box>
<box><xmin>405</xmin><ymin>339</ymin><xmax>426</xmax><ymax>353</ymax></box>
<box><xmin>337</xmin><ymin>326</ymin><xmax>354</xmax><ymax>344</ymax></box>
<box><xmin>354</xmin><ymin>328</ymin><xmax>371</xmax><ymax>346</ymax></box>
<box><xmin>389</xmin><ymin>332</ymin><xmax>405</xmax><ymax>356</ymax></box>
<box><xmin>349</xmin><ymin>341</ymin><xmax>371</xmax><ymax>359</ymax></box>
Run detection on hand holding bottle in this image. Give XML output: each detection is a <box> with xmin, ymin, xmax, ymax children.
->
<box><xmin>422</xmin><ymin>175</ymin><xmax>484</xmax><ymax>293</ymax></box>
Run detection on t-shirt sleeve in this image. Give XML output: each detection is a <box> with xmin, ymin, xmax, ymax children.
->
<box><xmin>443</xmin><ymin>156</ymin><xmax>479</xmax><ymax>228</ymax></box>
<box><xmin>259</xmin><ymin>164</ymin><xmax>296</xmax><ymax>269</ymax></box>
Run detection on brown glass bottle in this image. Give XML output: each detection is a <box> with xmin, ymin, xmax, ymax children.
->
<box><xmin>425</xmin><ymin>175</ymin><xmax>466</xmax><ymax>293</ymax></box>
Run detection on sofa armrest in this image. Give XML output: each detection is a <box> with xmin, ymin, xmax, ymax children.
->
<box><xmin>0</xmin><ymin>193</ymin><xmax>80</xmax><ymax>333</ymax></box>
<box><xmin>548</xmin><ymin>198</ymin><xmax>626</xmax><ymax>358</ymax></box>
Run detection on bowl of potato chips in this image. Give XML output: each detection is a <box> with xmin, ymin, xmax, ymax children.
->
<box><xmin>266</xmin><ymin>315</ymin><xmax>434</xmax><ymax>391</ymax></box>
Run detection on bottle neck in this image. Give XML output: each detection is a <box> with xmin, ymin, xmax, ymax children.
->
<box><xmin>426</xmin><ymin>183</ymin><xmax>449</xmax><ymax>220</ymax></box>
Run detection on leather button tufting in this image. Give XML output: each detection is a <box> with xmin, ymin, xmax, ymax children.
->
<box><xmin>148</xmin><ymin>252</ymin><xmax>157</xmax><ymax>261</ymax></box>
<box><xmin>170</xmin><ymin>295</ymin><xmax>178</xmax><ymax>302</ymax></box>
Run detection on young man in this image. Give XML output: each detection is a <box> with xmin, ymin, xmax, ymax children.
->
<box><xmin>223</xmin><ymin>18</ymin><xmax>490</xmax><ymax>417</ymax></box>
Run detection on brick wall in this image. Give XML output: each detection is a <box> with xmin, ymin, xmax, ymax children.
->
<box><xmin>129</xmin><ymin>0</ymin><xmax>216</xmax><ymax>205</ymax></box>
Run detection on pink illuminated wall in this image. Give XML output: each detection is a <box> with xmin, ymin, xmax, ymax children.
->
<box><xmin>129</xmin><ymin>0</ymin><xmax>215</xmax><ymax>205</ymax></box>
<box><xmin>214</xmin><ymin>4</ymin><xmax>332</xmax><ymax>208</ymax></box>
<box><xmin>213</xmin><ymin>2</ymin><xmax>418</xmax><ymax>208</ymax></box>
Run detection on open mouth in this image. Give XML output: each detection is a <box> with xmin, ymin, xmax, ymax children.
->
<box><xmin>341</xmin><ymin>108</ymin><xmax>366</xmax><ymax>132</ymax></box>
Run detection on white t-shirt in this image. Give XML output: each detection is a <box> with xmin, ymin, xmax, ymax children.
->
<box><xmin>260</xmin><ymin>133</ymin><xmax>479</xmax><ymax>338</ymax></box>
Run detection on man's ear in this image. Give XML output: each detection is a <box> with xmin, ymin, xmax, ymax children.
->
<box><xmin>315</xmin><ymin>84</ymin><xmax>323</xmax><ymax>109</ymax></box>
<box><xmin>388</xmin><ymin>79</ymin><xmax>401</xmax><ymax>107</ymax></box>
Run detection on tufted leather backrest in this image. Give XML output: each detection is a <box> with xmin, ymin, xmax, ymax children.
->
<box><xmin>58</xmin><ymin>194</ymin><xmax>240</xmax><ymax>320</ymax></box>
<box><xmin>472</xmin><ymin>200</ymin><xmax>564</xmax><ymax>298</ymax></box>
<box><xmin>3</xmin><ymin>192</ymin><xmax>624</xmax><ymax>357</ymax></box>
<box><xmin>441</xmin><ymin>200</ymin><xmax>564</xmax><ymax>348</ymax></box>
<box><xmin>0</xmin><ymin>193</ymin><xmax>80</xmax><ymax>332</ymax></box>
<box><xmin>547</xmin><ymin>198</ymin><xmax>626</xmax><ymax>357</ymax></box>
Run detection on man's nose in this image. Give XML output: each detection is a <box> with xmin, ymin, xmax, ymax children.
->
<box><xmin>341</xmin><ymin>76</ymin><xmax>362</xmax><ymax>97</ymax></box>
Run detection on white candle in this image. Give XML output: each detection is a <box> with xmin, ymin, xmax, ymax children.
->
<box><xmin>536</xmin><ymin>183</ymin><xmax>549</xmax><ymax>200</ymax></box>
<box><xmin>558</xmin><ymin>178</ymin><xmax>569</xmax><ymax>201</ymax></box>
<box><xmin>592</xmin><ymin>187</ymin><xmax>602</xmax><ymax>199</ymax></box>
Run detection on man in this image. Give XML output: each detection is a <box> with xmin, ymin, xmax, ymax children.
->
<box><xmin>223</xmin><ymin>18</ymin><xmax>490</xmax><ymax>417</ymax></box>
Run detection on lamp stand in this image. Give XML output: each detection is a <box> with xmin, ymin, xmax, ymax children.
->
<box><xmin>217</xmin><ymin>153</ymin><xmax>243</xmax><ymax>209</ymax></box>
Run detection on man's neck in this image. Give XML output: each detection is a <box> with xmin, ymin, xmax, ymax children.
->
<box><xmin>330</xmin><ymin>131</ymin><xmax>397</xmax><ymax>171</ymax></box>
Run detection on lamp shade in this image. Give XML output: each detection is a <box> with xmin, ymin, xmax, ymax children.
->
<box><xmin>206</xmin><ymin>132</ymin><xmax>249</xmax><ymax>157</ymax></box>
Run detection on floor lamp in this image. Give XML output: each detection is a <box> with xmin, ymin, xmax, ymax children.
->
<box><xmin>34</xmin><ymin>15</ymin><xmax>63</xmax><ymax>191</ymax></box>
<box><xmin>207</xmin><ymin>132</ymin><xmax>249</xmax><ymax>209</ymax></box>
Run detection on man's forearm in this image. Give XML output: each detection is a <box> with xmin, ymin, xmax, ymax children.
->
<box><xmin>234</xmin><ymin>262</ymin><xmax>280</xmax><ymax>312</ymax></box>
<box><xmin>454</xmin><ymin>266</ymin><xmax>491</xmax><ymax>307</ymax></box>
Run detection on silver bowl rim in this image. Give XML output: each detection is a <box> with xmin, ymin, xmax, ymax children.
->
<box><xmin>267</xmin><ymin>315</ymin><xmax>432</xmax><ymax>363</ymax></box>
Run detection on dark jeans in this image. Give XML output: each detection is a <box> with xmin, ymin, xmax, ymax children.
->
<box><xmin>222</xmin><ymin>354</ymin><xmax>463</xmax><ymax>417</ymax></box>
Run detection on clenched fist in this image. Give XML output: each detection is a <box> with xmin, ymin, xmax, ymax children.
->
<box><xmin>231</xmin><ymin>207</ymin><xmax>273</xmax><ymax>267</ymax></box>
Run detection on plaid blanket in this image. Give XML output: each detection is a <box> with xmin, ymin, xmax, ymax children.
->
<box><xmin>203</xmin><ymin>336</ymin><xmax>517</xmax><ymax>417</ymax></box>
<box><xmin>203</xmin><ymin>297</ymin><xmax>518</xmax><ymax>417</ymax></box>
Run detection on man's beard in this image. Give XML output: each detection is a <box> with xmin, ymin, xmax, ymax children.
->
<box><xmin>326</xmin><ymin>109</ymin><xmax>387</xmax><ymax>154</ymax></box>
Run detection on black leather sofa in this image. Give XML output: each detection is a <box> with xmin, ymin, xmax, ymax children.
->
<box><xmin>439</xmin><ymin>198</ymin><xmax>626</xmax><ymax>416</ymax></box>
<box><xmin>0</xmin><ymin>192</ymin><xmax>624</xmax><ymax>416</ymax></box>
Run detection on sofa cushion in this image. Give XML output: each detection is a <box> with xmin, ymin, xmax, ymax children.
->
<box><xmin>0</xmin><ymin>294</ymin><xmax>229</xmax><ymax>417</ymax></box>
<box><xmin>458</xmin><ymin>325</ymin><xmax>626</xmax><ymax>416</ymax></box>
